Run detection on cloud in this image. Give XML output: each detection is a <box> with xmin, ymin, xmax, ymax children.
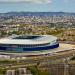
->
<box><xmin>0</xmin><ymin>0</ymin><xmax>51</xmax><ymax>4</ymax></box>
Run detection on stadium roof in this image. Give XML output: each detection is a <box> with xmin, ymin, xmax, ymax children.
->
<box><xmin>0</xmin><ymin>35</ymin><xmax>57</xmax><ymax>45</ymax></box>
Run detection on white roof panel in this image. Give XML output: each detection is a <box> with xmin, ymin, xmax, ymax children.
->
<box><xmin>0</xmin><ymin>35</ymin><xmax>57</xmax><ymax>45</ymax></box>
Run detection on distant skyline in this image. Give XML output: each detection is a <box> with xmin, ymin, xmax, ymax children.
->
<box><xmin>0</xmin><ymin>0</ymin><xmax>75</xmax><ymax>13</ymax></box>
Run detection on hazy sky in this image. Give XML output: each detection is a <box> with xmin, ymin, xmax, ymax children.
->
<box><xmin>0</xmin><ymin>0</ymin><xmax>75</xmax><ymax>13</ymax></box>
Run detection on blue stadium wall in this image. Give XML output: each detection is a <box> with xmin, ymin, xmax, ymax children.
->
<box><xmin>0</xmin><ymin>43</ymin><xmax>59</xmax><ymax>52</ymax></box>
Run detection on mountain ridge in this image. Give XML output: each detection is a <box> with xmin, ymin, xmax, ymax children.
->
<box><xmin>0</xmin><ymin>12</ymin><xmax>75</xmax><ymax>17</ymax></box>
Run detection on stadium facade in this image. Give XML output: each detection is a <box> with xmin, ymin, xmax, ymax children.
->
<box><xmin>0</xmin><ymin>35</ymin><xmax>59</xmax><ymax>52</ymax></box>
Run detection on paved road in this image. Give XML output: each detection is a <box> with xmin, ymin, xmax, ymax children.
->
<box><xmin>0</xmin><ymin>48</ymin><xmax>75</xmax><ymax>69</ymax></box>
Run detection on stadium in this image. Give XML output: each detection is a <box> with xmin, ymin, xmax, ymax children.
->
<box><xmin>0</xmin><ymin>35</ymin><xmax>59</xmax><ymax>53</ymax></box>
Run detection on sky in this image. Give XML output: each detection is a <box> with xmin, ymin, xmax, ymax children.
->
<box><xmin>0</xmin><ymin>0</ymin><xmax>75</xmax><ymax>13</ymax></box>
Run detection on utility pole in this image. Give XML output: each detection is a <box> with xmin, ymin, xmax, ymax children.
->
<box><xmin>63</xmin><ymin>58</ymin><xmax>70</xmax><ymax>75</ymax></box>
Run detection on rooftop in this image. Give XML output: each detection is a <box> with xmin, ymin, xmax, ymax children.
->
<box><xmin>0</xmin><ymin>35</ymin><xmax>57</xmax><ymax>45</ymax></box>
